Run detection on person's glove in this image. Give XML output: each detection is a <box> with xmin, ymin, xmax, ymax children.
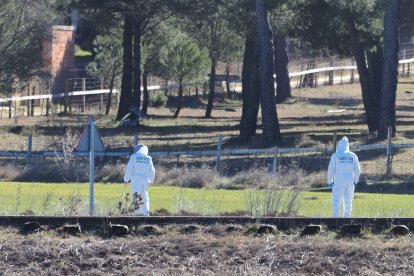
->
<box><xmin>327</xmin><ymin>182</ymin><xmax>334</xmax><ymax>189</ymax></box>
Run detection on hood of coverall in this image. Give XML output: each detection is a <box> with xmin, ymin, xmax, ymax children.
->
<box><xmin>336</xmin><ymin>136</ymin><xmax>350</xmax><ymax>152</ymax></box>
<box><xmin>134</xmin><ymin>144</ymin><xmax>149</xmax><ymax>155</ymax></box>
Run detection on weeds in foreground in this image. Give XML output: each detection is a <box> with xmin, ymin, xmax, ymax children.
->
<box><xmin>49</xmin><ymin>128</ymin><xmax>88</xmax><ymax>183</ymax></box>
<box><xmin>244</xmin><ymin>186</ymin><xmax>302</xmax><ymax>217</ymax></box>
<box><xmin>14</xmin><ymin>184</ymin><xmax>22</xmax><ymax>214</ymax></box>
<box><xmin>59</xmin><ymin>190</ymin><xmax>82</xmax><ymax>216</ymax></box>
<box><xmin>41</xmin><ymin>191</ymin><xmax>55</xmax><ymax>214</ymax></box>
<box><xmin>112</xmin><ymin>190</ymin><xmax>144</xmax><ymax>216</ymax></box>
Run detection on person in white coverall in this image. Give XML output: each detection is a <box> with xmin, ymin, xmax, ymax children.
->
<box><xmin>124</xmin><ymin>144</ymin><xmax>155</xmax><ymax>216</ymax></box>
<box><xmin>327</xmin><ymin>136</ymin><xmax>361</xmax><ymax>218</ymax></box>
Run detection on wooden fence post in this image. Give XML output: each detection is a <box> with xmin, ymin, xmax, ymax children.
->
<box><xmin>402</xmin><ymin>50</ymin><xmax>406</xmax><ymax>77</ymax></box>
<box><xmin>99</xmin><ymin>94</ymin><xmax>103</xmax><ymax>111</ymax></box>
<box><xmin>328</xmin><ymin>59</ymin><xmax>334</xmax><ymax>85</ymax></box>
<box><xmin>63</xmin><ymin>80</ymin><xmax>68</xmax><ymax>114</ymax></box>
<box><xmin>82</xmin><ymin>78</ymin><xmax>86</xmax><ymax>112</ymax></box>
<box><xmin>27</xmin><ymin>133</ymin><xmax>32</xmax><ymax>166</ymax></box>
<box><xmin>134</xmin><ymin>134</ymin><xmax>139</xmax><ymax>147</ymax></box>
<box><xmin>215</xmin><ymin>134</ymin><xmax>223</xmax><ymax>171</ymax></box>
<box><xmin>9</xmin><ymin>100</ymin><xmax>12</xmax><ymax>119</ymax></box>
<box><xmin>298</xmin><ymin>64</ymin><xmax>304</xmax><ymax>89</ymax></box>
<box><xmin>350</xmin><ymin>59</ymin><xmax>355</xmax><ymax>84</ymax></box>
<box><xmin>82</xmin><ymin>95</ymin><xmax>86</xmax><ymax>113</ymax></box>
<box><xmin>26</xmin><ymin>86</ymin><xmax>30</xmax><ymax>117</ymax></box>
<box><xmin>31</xmin><ymin>87</ymin><xmax>35</xmax><ymax>116</ymax></box>
<box><xmin>386</xmin><ymin>125</ymin><xmax>393</xmax><ymax>177</ymax></box>
<box><xmin>46</xmin><ymin>98</ymin><xmax>50</xmax><ymax>116</ymax></box>
<box><xmin>272</xmin><ymin>149</ymin><xmax>279</xmax><ymax>174</ymax></box>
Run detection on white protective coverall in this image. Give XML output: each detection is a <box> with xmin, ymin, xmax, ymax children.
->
<box><xmin>327</xmin><ymin>136</ymin><xmax>361</xmax><ymax>218</ymax></box>
<box><xmin>124</xmin><ymin>144</ymin><xmax>155</xmax><ymax>216</ymax></box>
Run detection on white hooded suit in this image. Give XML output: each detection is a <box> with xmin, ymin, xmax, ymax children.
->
<box><xmin>124</xmin><ymin>144</ymin><xmax>155</xmax><ymax>216</ymax></box>
<box><xmin>327</xmin><ymin>137</ymin><xmax>361</xmax><ymax>218</ymax></box>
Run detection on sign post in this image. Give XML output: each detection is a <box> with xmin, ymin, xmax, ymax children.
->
<box><xmin>89</xmin><ymin>121</ymin><xmax>95</xmax><ymax>216</ymax></box>
<box><xmin>76</xmin><ymin>116</ymin><xmax>105</xmax><ymax>216</ymax></box>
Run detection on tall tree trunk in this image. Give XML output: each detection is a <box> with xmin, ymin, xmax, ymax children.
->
<box><xmin>378</xmin><ymin>0</ymin><xmax>401</xmax><ymax>139</ymax></box>
<box><xmin>225</xmin><ymin>62</ymin><xmax>231</xmax><ymax>98</ymax></box>
<box><xmin>240</xmin><ymin>28</ymin><xmax>260</xmax><ymax>141</ymax></box>
<box><xmin>116</xmin><ymin>13</ymin><xmax>133</xmax><ymax>121</ymax></box>
<box><xmin>174</xmin><ymin>78</ymin><xmax>183</xmax><ymax>118</ymax></box>
<box><xmin>142</xmin><ymin>69</ymin><xmax>149</xmax><ymax>116</ymax></box>
<box><xmin>205</xmin><ymin>59</ymin><xmax>216</xmax><ymax>118</ymax></box>
<box><xmin>256</xmin><ymin>0</ymin><xmax>280</xmax><ymax>145</ymax></box>
<box><xmin>348</xmin><ymin>21</ymin><xmax>379</xmax><ymax>133</ymax></box>
<box><xmin>328</xmin><ymin>57</ymin><xmax>334</xmax><ymax>85</ymax></box>
<box><xmin>273</xmin><ymin>34</ymin><xmax>291</xmax><ymax>103</ymax></box>
<box><xmin>105</xmin><ymin>75</ymin><xmax>115</xmax><ymax>116</ymax></box>
<box><xmin>133</xmin><ymin>19</ymin><xmax>142</xmax><ymax>109</ymax></box>
<box><xmin>367</xmin><ymin>50</ymin><xmax>383</xmax><ymax>127</ymax></box>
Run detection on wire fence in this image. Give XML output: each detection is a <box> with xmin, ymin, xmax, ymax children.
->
<box><xmin>0</xmin><ymin>131</ymin><xmax>412</xmax><ymax>185</ymax></box>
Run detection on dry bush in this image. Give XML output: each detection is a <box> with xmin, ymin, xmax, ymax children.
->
<box><xmin>155</xmin><ymin>164</ymin><xmax>324</xmax><ymax>190</ymax></box>
<box><xmin>155</xmin><ymin>166</ymin><xmax>219</xmax><ymax>188</ymax></box>
<box><xmin>57</xmin><ymin>190</ymin><xmax>83</xmax><ymax>216</ymax></box>
<box><xmin>14</xmin><ymin>161</ymin><xmax>62</xmax><ymax>182</ymax></box>
<box><xmin>244</xmin><ymin>185</ymin><xmax>302</xmax><ymax>216</ymax></box>
<box><xmin>296</xmin><ymin>134</ymin><xmax>318</xmax><ymax>148</ymax></box>
<box><xmin>50</xmin><ymin>128</ymin><xmax>88</xmax><ymax>182</ymax></box>
<box><xmin>96</xmin><ymin>163</ymin><xmax>125</xmax><ymax>183</ymax></box>
<box><xmin>14</xmin><ymin>159</ymin><xmax>88</xmax><ymax>183</ymax></box>
<box><xmin>0</xmin><ymin>164</ymin><xmax>22</xmax><ymax>180</ymax></box>
<box><xmin>229</xmin><ymin>168</ymin><xmax>275</xmax><ymax>189</ymax></box>
<box><xmin>227</xmin><ymin>165</ymin><xmax>318</xmax><ymax>190</ymax></box>
<box><xmin>275</xmin><ymin>163</ymin><xmax>314</xmax><ymax>188</ymax></box>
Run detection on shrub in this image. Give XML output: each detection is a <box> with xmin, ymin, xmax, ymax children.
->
<box><xmin>150</xmin><ymin>92</ymin><xmax>168</xmax><ymax>108</ymax></box>
<box><xmin>96</xmin><ymin>163</ymin><xmax>125</xmax><ymax>183</ymax></box>
<box><xmin>244</xmin><ymin>186</ymin><xmax>302</xmax><ymax>217</ymax></box>
<box><xmin>229</xmin><ymin>168</ymin><xmax>275</xmax><ymax>189</ymax></box>
<box><xmin>155</xmin><ymin>166</ymin><xmax>219</xmax><ymax>188</ymax></box>
<box><xmin>0</xmin><ymin>164</ymin><xmax>21</xmax><ymax>181</ymax></box>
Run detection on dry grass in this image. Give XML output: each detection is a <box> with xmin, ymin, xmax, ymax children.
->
<box><xmin>155</xmin><ymin>165</ymin><xmax>323</xmax><ymax>190</ymax></box>
<box><xmin>0</xmin><ymin>227</ymin><xmax>412</xmax><ymax>275</ymax></box>
<box><xmin>156</xmin><ymin>166</ymin><xmax>220</xmax><ymax>188</ymax></box>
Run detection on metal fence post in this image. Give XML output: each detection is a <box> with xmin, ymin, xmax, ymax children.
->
<box><xmin>386</xmin><ymin>126</ymin><xmax>393</xmax><ymax>177</ymax></box>
<box><xmin>215</xmin><ymin>134</ymin><xmax>223</xmax><ymax>171</ymax></box>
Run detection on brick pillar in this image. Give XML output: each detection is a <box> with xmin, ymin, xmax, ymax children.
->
<box><xmin>42</xmin><ymin>26</ymin><xmax>75</xmax><ymax>95</ymax></box>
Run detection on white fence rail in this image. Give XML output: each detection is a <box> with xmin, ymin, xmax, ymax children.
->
<box><xmin>1</xmin><ymin>57</ymin><xmax>413</xmax><ymax>106</ymax></box>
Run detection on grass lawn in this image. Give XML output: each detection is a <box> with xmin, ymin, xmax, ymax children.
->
<box><xmin>1</xmin><ymin>182</ymin><xmax>413</xmax><ymax>217</ymax></box>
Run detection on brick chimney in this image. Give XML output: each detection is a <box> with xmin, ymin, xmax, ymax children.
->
<box><xmin>42</xmin><ymin>25</ymin><xmax>76</xmax><ymax>94</ymax></box>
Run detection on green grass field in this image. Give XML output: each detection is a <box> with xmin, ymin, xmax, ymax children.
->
<box><xmin>1</xmin><ymin>182</ymin><xmax>413</xmax><ymax>217</ymax></box>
